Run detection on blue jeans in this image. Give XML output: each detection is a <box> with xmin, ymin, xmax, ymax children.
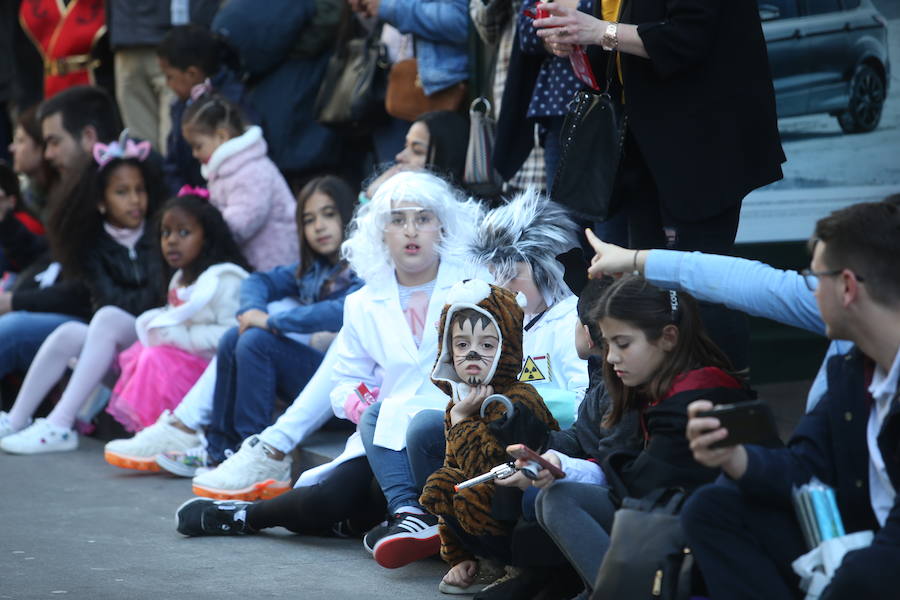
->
<box><xmin>359</xmin><ymin>400</ymin><xmax>423</xmax><ymax>515</ymax></box>
<box><xmin>205</xmin><ymin>326</ymin><xmax>324</xmax><ymax>463</ymax></box>
<box><xmin>535</xmin><ymin>481</ymin><xmax>617</xmax><ymax>592</ymax></box>
<box><xmin>405</xmin><ymin>408</ymin><xmax>445</xmax><ymax>491</ymax></box>
<box><xmin>0</xmin><ymin>311</ymin><xmax>81</xmax><ymax>379</ymax></box>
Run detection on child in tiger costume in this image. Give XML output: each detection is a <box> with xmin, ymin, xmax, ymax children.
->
<box><xmin>420</xmin><ymin>278</ymin><xmax>559</xmax><ymax>589</ymax></box>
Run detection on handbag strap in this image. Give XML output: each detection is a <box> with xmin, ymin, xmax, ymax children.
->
<box><xmin>602</xmin><ymin>0</ymin><xmax>627</xmax><ymax>94</ymax></box>
<box><xmin>335</xmin><ymin>13</ymin><xmax>384</xmax><ymax>57</ymax></box>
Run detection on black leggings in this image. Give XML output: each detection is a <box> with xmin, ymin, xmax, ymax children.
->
<box><xmin>246</xmin><ymin>457</ymin><xmax>387</xmax><ymax>535</ymax></box>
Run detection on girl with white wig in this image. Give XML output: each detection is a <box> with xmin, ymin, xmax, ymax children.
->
<box><xmin>174</xmin><ymin>171</ymin><xmax>491</xmax><ymax>558</ymax></box>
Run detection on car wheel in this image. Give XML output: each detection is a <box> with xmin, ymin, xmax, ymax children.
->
<box><xmin>837</xmin><ymin>63</ymin><xmax>886</xmax><ymax>134</ymax></box>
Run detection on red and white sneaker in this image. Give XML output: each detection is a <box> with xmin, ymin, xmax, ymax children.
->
<box><xmin>369</xmin><ymin>512</ymin><xmax>441</xmax><ymax>569</ymax></box>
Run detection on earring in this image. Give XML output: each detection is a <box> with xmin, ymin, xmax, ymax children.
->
<box><xmin>99</xmin><ymin>206</ymin><xmax>106</xmax><ymax>214</ymax></box>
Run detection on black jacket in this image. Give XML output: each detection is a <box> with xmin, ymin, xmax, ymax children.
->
<box><xmin>81</xmin><ymin>228</ymin><xmax>164</xmax><ymax>316</ymax></box>
<box><xmin>739</xmin><ymin>348</ymin><xmax>899</xmax><ymax>599</ymax></box>
<box><xmin>496</xmin><ymin>0</ymin><xmax>784</xmax><ymax>221</ymax></box>
<box><xmin>11</xmin><ymin>229</ymin><xmax>162</xmax><ymax>319</ymax></box>
<box><xmin>602</xmin><ymin>367</ymin><xmax>754</xmax><ymax>502</ymax></box>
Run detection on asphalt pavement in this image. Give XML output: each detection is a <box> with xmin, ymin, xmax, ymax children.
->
<box><xmin>0</xmin><ymin>437</ymin><xmax>446</xmax><ymax>600</ymax></box>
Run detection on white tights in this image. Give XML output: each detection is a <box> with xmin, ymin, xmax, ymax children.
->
<box><xmin>8</xmin><ymin>306</ymin><xmax>137</xmax><ymax>430</ymax></box>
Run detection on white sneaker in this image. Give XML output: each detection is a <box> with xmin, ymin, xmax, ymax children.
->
<box><xmin>191</xmin><ymin>435</ymin><xmax>291</xmax><ymax>501</ymax></box>
<box><xmin>104</xmin><ymin>410</ymin><xmax>201</xmax><ymax>472</ymax></box>
<box><xmin>0</xmin><ymin>418</ymin><xmax>78</xmax><ymax>454</ymax></box>
<box><xmin>156</xmin><ymin>444</ymin><xmax>210</xmax><ymax>478</ymax></box>
<box><xmin>0</xmin><ymin>411</ymin><xmax>26</xmax><ymax>439</ymax></box>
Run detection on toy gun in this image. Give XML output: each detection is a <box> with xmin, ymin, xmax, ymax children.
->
<box><xmin>454</xmin><ymin>460</ymin><xmax>542</xmax><ymax>491</ymax></box>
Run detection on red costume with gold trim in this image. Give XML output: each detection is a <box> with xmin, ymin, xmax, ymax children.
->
<box><xmin>19</xmin><ymin>0</ymin><xmax>106</xmax><ymax>98</ymax></box>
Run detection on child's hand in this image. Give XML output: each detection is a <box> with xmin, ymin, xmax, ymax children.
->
<box><xmin>237</xmin><ymin>309</ymin><xmax>269</xmax><ymax>334</ymax></box>
<box><xmin>450</xmin><ymin>384</ymin><xmax>494</xmax><ymax>426</ymax></box>
<box><xmin>442</xmin><ymin>560</ymin><xmax>478</xmax><ymax>589</ymax></box>
<box><xmin>514</xmin><ymin>451</ymin><xmax>561</xmax><ymax>489</ymax></box>
<box><xmin>494</xmin><ymin>469</ymin><xmax>533</xmax><ymax>491</ymax></box>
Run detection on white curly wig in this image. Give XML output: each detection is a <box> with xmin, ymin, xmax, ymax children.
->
<box><xmin>341</xmin><ymin>170</ymin><xmax>484</xmax><ymax>284</ymax></box>
<box><xmin>467</xmin><ymin>187</ymin><xmax>579</xmax><ymax>307</ymax></box>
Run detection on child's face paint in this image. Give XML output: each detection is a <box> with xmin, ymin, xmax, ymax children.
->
<box><xmin>599</xmin><ymin>316</ymin><xmax>669</xmax><ymax>388</ymax></box>
<box><xmin>451</xmin><ymin>319</ymin><xmax>500</xmax><ymax>385</ymax></box>
<box><xmin>384</xmin><ymin>200</ymin><xmax>441</xmax><ymax>286</ymax></box>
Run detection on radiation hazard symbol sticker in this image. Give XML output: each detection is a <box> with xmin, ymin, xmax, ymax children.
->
<box><xmin>520</xmin><ymin>355</ymin><xmax>552</xmax><ymax>382</ymax></box>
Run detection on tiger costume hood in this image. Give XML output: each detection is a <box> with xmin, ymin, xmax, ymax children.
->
<box><xmin>431</xmin><ymin>279</ymin><xmax>526</xmax><ymax>401</ymax></box>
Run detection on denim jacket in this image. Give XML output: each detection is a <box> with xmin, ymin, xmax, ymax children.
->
<box><xmin>379</xmin><ymin>0</ymin><xmax>468</xmax><ymax>95</ymax></box>
<box><xmin>237</xmin><ymin>259</ymin><xmax>363</xmax><ymax>335</ymax></box>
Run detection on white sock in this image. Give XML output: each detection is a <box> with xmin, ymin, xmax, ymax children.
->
<box><xmin>395</xmin><ymin>505</ymin><xmax>425</xmax><ymax>516</ymax></box>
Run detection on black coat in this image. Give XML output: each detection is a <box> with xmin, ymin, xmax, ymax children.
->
<box><xmin>739</xmin><ymin>348</ymin><xmax>900</xmax><ymax>599</ymax></box>
<box><xmin>11</xmin><ymin>228</ymin><xmax>162</xmax><ymax>320</ymax></box>
<box><xmin>602</xmin><ymin>368</ymin><xmax>754</xmax><ymax>502</ymax></box>
<box><xmin>496</xmin><ymin>0</ymin><xmax>784</xmax><ymax>221</ymax></box>
<box><xmin>549</xmin><ymin>355</ymin><xmax>643</xmax><ymax>462</ymax></box>
<box><xmin>81</xmin><ymin>228</ymin><xmax>164</xmax><ymax>316</ymax></box>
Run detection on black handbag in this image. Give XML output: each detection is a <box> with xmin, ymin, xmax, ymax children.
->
<box><xmin>314</xmin><ymin>20</ymin><xmax>389</xmax><ymax>134</ymax></box>
<box><xmin>550</xmin><ymin>50</ymin><xmax>627</xmax><ymax>222</ymax></box>
<box><xmin>590</xmin><ymin>489</ymin><xmax>694</xmax><ymax>600</ymax></box>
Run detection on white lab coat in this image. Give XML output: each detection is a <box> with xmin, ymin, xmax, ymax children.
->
<box><xmin>521</xmin><ymin>295</ymin><xmax>588</xmax><ymax>426</ymax></box>
<box><xmin>296</xmin><ymin>259</ymin><xmax>487</xmax><ymax>487</ymax></box>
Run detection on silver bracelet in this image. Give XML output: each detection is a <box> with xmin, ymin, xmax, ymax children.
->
<box><xmin>632</xmin><ymin>250</ymin><xmax>640</xmax><ymax>276</ymax></box>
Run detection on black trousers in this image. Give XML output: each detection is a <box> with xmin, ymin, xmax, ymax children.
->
<box><xmin>682</xmin><ymin>478</ymin><xmax>900</xmax><ymax>600</ymax></box>
<box><xmin>682</xmin><ymin>479</ymin><xmax>806</xmax><ymax>600</ymax></box>
<box><xmin>614</xmin><ymin>131</ymin><xmax>750</xmax><ymax>370</ymax></box>
<box><xmin>247</xmin><ymin>456</ymin><xmax>386</xmax><ymax>535</ymax></box>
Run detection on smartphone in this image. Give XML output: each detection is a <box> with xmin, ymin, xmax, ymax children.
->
<box><xmin>697</xmin><ymin>399</ymin><xmax>779</xmax><ymax>449</ymax></box>
<box><xmin>507</xmin><ymin>444</ymin><xmax>566</xmax><ymax>479</ymax></box>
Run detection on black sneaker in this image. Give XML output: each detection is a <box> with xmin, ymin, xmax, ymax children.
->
<box><xmin>371</xmin><ymin>512</ymin><xmax>440</xmax><ymax>569</ymax></box>
<box><xmin>175</xmin><ymin>497</ymin><xmax>254</xmax><ymax>536</ymax></box>
<box><xmin>362</xmin><ymin>519</ymin><xmax>390</xmax><ymax>554</ymax></box>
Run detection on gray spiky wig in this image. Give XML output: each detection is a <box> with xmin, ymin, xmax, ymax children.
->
<box><xmin>467</xmin><ymin>187</ymin><xmax>579</xmax><ymax>308</ymax></box>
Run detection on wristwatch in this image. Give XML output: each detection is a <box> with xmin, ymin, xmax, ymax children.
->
<box><xmin>601</xmin><ymin>22</ymin><xmax>619</xmax><ymax>52</ymax></box>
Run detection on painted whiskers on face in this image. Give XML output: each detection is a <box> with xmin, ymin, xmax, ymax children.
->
<box><xmin>451</xmin><ymin>319</ymin><xmax>499</xmax><ymax>385</ymax></box>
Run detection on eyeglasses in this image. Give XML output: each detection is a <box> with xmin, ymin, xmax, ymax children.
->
<box><xmin>382</xmin><ymin>210</ymin><xmax>441</xmax><ymax>233</ymax></box>
<box><xmin>800</xmin><ymin>268</ymin><xmax>865</xmax><ymax>291</ymax></box>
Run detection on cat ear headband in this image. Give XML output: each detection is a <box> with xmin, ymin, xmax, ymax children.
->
<box><xmin>92</xmin><ymin>129</ymin><xmax>151</xmax><ymax>169</ymax></box>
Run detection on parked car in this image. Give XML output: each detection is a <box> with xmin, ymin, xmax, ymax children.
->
<box><xmin>761</xmin><ymin>0</ymin><xmax>890</xmax><ymax>133</ymax></box>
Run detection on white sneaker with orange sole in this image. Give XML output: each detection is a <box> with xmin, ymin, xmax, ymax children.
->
<box><xmin>104</xmin><ymin>410</ymin><xmax>201</xmax><ymax>472</ymax></box>
<box><xmin>191</xmin><ymin>435</ymin><xmax>291</xmax><ymax>501</ymax></box>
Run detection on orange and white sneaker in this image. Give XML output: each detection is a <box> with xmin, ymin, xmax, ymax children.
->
<box><xmin>104</xmin><ymin>410</ymin><xmax>201</xmax><ymax>472</ymax></box>
<box><xmin>191</xmin><ymin>435</ymin><xmax>291</xmax><ymax>501</ymax></box>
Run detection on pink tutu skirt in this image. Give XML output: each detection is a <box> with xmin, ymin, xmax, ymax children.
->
<box><xmin>106</xmin><ymin>342</ymin><xmax>209</xmax><ymax>432</ymax></box>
